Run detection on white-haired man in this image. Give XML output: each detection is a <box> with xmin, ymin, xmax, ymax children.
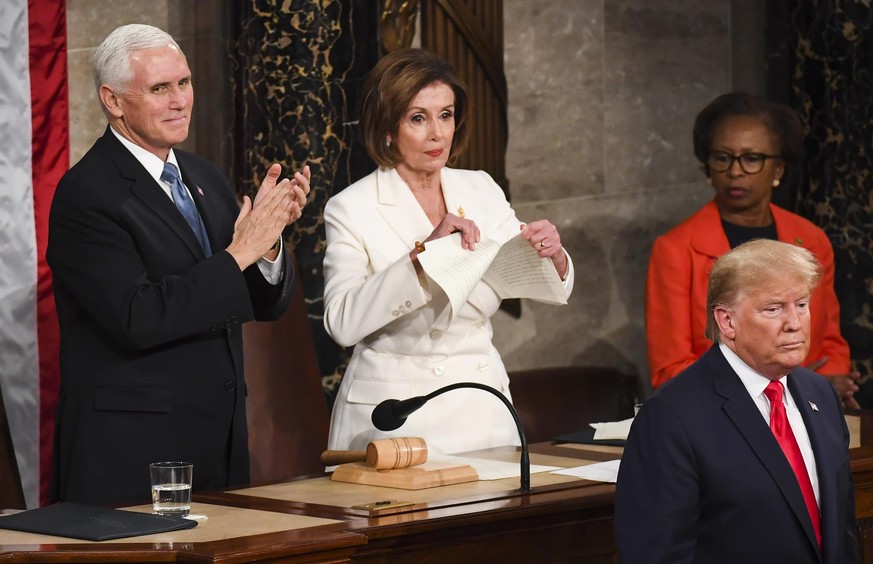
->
<box><xmin>47</xmin><ymin>24</ymin><xmax>309</xmax><ymax>506</ymax></box>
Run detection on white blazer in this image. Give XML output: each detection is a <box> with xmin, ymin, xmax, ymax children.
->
<box><xmin>323</xmin><ymin>167</ymin><xmax>574</xmax><ymax>454</ymax></box>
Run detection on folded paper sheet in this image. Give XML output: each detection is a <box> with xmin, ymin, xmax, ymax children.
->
<box><xmin>590</xmin><ymin>417</ymin><xmax>635</xmax><ymax>441</ymax></box>
<box><xmin>431</xmin><ymin>454</ymin><xmax>560</xmax><ymax>480</ymax></box>
<box><xmin>551</xmin><ymin>459</ymin><xmax>621</xmax><ymax>483</ymax></box>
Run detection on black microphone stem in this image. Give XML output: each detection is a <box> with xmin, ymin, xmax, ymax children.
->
<box><xmin>419</xmin><ymin>382</ymin><xmax>531</xmax><ymax>493</ymax></box>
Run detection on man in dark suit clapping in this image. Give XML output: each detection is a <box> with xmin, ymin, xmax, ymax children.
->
<box><xmin>47</xmin><ymin>23</ymin><xmax>310</xmax><ymax>506</ymax></box>
<box><xmin>616</xmin><ymin>239</ymin><xmax>858</xmax><ymax>563</ymax></box>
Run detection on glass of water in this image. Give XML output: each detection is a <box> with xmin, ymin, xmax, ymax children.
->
<box><xmin>149</xmin><ymin>461</ymin><xmax>193</xmax><ymax>516</ymax></box>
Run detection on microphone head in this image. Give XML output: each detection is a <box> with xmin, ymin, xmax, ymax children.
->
<box><xmin>372</xmin><ymin>399</ymin><xmax>405</xmax><ymax>431</ymax></box>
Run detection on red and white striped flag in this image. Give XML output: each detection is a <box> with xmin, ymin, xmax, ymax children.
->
<box><xmin>0</xmin><ymin>0</ymin><xmax>68</xmax><ymax>508</ymax></box>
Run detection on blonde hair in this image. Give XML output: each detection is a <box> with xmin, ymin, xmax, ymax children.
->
<box><xmin>705</xmin><ymin>239</ymin><xmax>822</xmax><ymax>342</ymax></box>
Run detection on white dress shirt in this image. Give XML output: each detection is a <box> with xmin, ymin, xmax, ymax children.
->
<box><xmin>720</xmin><ymin>342</ymin><xmax>820</xmax><ymax>504</ymax></box>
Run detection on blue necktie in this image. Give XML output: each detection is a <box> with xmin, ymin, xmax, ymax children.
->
<box><xmin>161</xmin><ymin>162</ymin><xmax>212</xmax><ymax>255</ymax></box>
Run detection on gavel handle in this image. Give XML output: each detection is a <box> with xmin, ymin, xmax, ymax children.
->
<box><xmin>320</xmin><ymin>449</ymin><xmax>366</xmax><ymax>465</ymax></box>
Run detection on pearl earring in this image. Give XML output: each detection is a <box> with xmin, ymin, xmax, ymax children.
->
<box><xmin>772</xmin><ymin>179</ymin><xmax>781</xmax><ymax>188</ymax></box>
<box><xmin>385</xmin><ymin>139</ymin><xmax>392</xmax><ymax>148</ymax></box>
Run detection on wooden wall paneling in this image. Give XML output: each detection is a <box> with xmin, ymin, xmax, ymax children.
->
<box><xmin>420</xmin><ymin>0</ymin><xmax>508</xmax><ymax>190</ymax></box>
<box><xmin>244</xmin><ymin>251</ymin><xmax>330</xmax><ymax>483</ymax></box>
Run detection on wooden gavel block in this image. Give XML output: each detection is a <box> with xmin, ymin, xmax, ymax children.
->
<box><xmin>320</xmin><ymin>437</ymin><xmax>428</xmax><ymax>470</ymax></box>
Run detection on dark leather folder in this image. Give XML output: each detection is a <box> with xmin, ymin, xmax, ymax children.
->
<box><xmin>553</xmin><ymin>427</ymin><xmax>626</xmax><ymax>446</ymax></box>
<box><xmin>0</xmin><ymin>502</ymin><xmax>197</xmax><ymax>541</ymax></box>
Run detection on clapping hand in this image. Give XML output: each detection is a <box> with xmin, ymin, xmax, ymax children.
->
<box><xmin>227</xmin><ymin>163</ymin><xmax>311</xmax><ymax>269</ymax></box>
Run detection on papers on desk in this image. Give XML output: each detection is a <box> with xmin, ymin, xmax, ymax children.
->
<box><xmin>551</xmin><ymin>459</ymin><xmax>621</xmax><ymax>483</ymax></box>
<box><xmin>431</xmin><ymin>454</ymin><xmax>561</xmax><ymax>480</ymax></box>
<box><xmin>590</xmin><ymin>417</ymin><xmax>634</xmax><ymax>441</ymax></box>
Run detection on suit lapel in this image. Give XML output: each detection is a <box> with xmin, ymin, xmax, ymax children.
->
<box><xmin>789</xmin><ymin>372</ymin><xmax>836</xmax><ymax>562</ymax></box>
<box><xmin>690</xmin><ymin>201</ymin><xmax>730</xmax><ymax>258</ymax></box>
<box><xmin>440</xmin><ymin>168</ymin><xmax>466</xmax><ymax>221</ymax></box>
<box><xmin>99</xmin><ymin>131</ymin><xmax>206</xmax><ymax>260</ymax></box>
<box><xmin>709</xmin><ymin>348</ymin><xmax>821</xmax><ymax>555</ymax></box>
<box><xmin>175</xmin><ymin>152</ymin><xmax>219</xmax><ymax>254</ymax></box>
<box><xmin>772</xmin><ymin>204</ymin><xmax>811</xmax><ymax>249</ymax></box>
<box><xmin>375</xmin><ymin>167</ymin><xmax>435</xmax><ymax>248</ymax></box>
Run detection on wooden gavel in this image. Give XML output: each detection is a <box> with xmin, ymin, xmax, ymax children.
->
<box><xmin>320</xmin><ymin>437</ymin><xmax>428</xmax><ymax>470</ymax></box>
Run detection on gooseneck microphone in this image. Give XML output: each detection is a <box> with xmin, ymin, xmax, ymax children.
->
<box><xmin>371</xmin><ymin>397</ymin><xmax>427</xmax><ymax>431</ymax></box>
<box><xmin>371</xmin><ymin>382</ymin><xmax>532</xmax><ymax>492</ymax></box>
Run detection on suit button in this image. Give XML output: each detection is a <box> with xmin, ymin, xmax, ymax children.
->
<box><xmin>433</xmin><ymin>366</ymin><xmax>445</xmax><ymax>377</ymax></box>
<box><xmin>405</xmin><ymin>300</ymin><xmax>412</xmax><ymax>307</ymax></box>
<box><xmin>430</xmin><ymin>329</ymin><xmax>442</xmax><ymax>340</ymax></box>
<box><xmin>392</xmin><ymin>309</ymin><xmax>400</xmax><ymax>317</ymax></box>
<box><xmin>224</xmin><ymin>380</ymin><xmax>235</xmax><ymax>391</ymax></box>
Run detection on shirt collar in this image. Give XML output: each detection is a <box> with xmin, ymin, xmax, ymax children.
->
<box><xmin>109</xmin><ymin>125</ymin><xmax>179</xmax><ymax>185</ymax></box>
<box><xmin>719</xmin><ymin>342</ymin><xmax>790</xmax><ymax>404</ymax></box>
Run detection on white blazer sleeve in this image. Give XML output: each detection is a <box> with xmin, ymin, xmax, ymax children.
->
<box><xmin>322</xmin><ymin>194</ymin><xmax>430</xmax><ymax>348</ymax></box>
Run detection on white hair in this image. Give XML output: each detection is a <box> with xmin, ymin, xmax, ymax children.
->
<box><xmin>93</xmin><ymin>24</ymin><xmax>181</xmax><ymax>111</ymax></box>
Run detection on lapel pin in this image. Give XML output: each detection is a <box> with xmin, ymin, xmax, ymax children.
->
<box><xmin>809</xmin><ymin>401</ymin><xmax>819</xmax><ymax>412</ymax></box>
<box><xmin>197</xmin><ymin>186</ymin><xmax>205</xmax><ymax>196</ymax></box>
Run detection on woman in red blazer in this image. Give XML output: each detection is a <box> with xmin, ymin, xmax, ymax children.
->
<box><xmin>645</xmin><ymin>92</ymin><xmax>858</xmax><ymax>406</ymax></box>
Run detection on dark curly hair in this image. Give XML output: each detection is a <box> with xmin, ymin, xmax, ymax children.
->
<box><xmin>692</xmin><ymin>92</ymin><xmax>804</xmax><ymax>190</ymax></box>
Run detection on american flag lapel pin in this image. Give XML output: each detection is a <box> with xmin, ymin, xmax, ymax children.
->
<box><xmin>809</xmin><ymin>401</ymin><xmax>819</xmax><ymax>412</ymax></box>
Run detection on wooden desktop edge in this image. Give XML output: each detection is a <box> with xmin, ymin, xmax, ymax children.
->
<box><xmin>3</xmin><ymin>412</ymin><xmax>870</xmax><ymax>563</ymax></box>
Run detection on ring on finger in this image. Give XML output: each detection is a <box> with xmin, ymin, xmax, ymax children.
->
<box><xmin>538</xmin><ymin>240</ymin><xmax>546</xmax><ymax>249</ymax></box>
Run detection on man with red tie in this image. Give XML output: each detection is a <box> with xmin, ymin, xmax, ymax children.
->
<box><xmin>615</xmin><ymin>239</ymin><xmax>858</xmax><ymax>563</ymax></box>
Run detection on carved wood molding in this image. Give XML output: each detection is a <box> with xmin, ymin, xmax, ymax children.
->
<box><xmin>429</xmin><ymin>0</ymin><xmax>507</xmax><ymax>106</ymax></box>
<box><xmin>419</xmin><ymin>0</ymin><xmax>508</xmax><ymax>190</ymax></box>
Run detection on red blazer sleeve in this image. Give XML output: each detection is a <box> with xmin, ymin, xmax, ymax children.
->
<box><xmin>807</xmin><ymin>242</ymin><xmax>851</xmax><ymax>374</ymax></box>
<box><xmin>646</xmin><ymin>234</ymin><xmax>698</xmax><ymax>388</ymax></box>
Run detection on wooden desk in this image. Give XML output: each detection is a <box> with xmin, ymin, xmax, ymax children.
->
<box><xmin>2</xmin><ymin>413</ymin><xmax>872</xmax><ymax>563</ymax></box>
<box><xmin>202</xmin><ymin>446</ymin><xmax>622</xmax><ymax>563</ymax></box>
<box><xmin>0</xmin><ymin>447</ymin><xmax>619</xmax><ymax>563</ymax></box>
<box><xmin>0</xmin><ymin>502</ymin><xmax>366</xmax><ymax>562</ymax></box>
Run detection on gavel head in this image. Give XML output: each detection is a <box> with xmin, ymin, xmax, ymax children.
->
<box><xmin>366</xmin><ymin>437</ymin><xmax>428</xmax><ymax>469</ymax></box>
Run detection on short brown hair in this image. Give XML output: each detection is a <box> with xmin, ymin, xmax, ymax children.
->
<box><xmin>358</xmin><ymin>48</ymin><xmax>470</xmax><ymax>168</ymax></box>
<box><xmin>705</xmin><ymin>239</ymin><xmax>822</xmax><ymax>342</ymax></box>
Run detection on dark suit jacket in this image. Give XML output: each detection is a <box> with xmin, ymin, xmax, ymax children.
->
<box><xmin>47</xmin><ymin>127</ymin><xmax>293</xmax><ymax>506</ymax></box>
<box><xmin>615</xmin><ymin>345</ymin><xmax>857</xmax><ymax>564</ymax></box>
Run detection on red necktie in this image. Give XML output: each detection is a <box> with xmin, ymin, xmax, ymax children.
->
<box><xmin>763</xmin><ymin>380</ymin><xmax>821</xmax><ymax>547</ymax></box>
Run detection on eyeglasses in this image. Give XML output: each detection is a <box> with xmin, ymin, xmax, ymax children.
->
<box><xmin>707</xmin><ymin>151</ymin><xmax>781</xmax><ymax>174</ymax></box>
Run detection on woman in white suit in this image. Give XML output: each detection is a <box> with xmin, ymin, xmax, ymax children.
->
<box><xmin>323</xmin><ymin>48</ymin><xmax>574</xmax><ymax>455</ymax></box>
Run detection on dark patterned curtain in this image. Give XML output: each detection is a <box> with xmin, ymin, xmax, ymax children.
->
<box><xmin>778</xmin><ymin>1</ymin><xmax>873</xmax><ymax>405</ymax></box>
<box><xmin>231</xmin><ymin>1</ymin><xmax>380</xmax><ymax>406</ymax></box>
